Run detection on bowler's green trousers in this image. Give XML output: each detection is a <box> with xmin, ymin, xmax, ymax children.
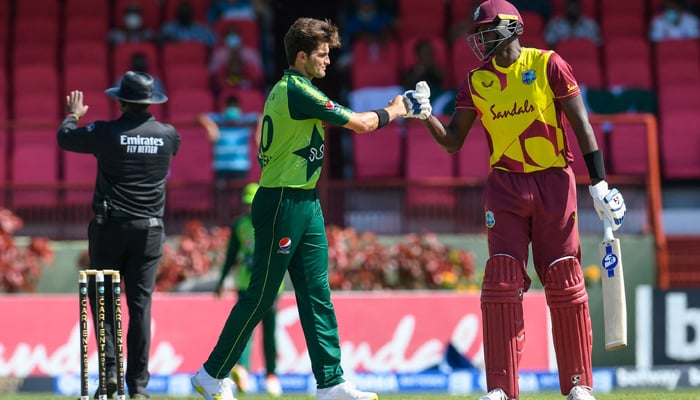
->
<box><xmin>204</xmin><ymin>187</ymin><xmax>344</xmax><ymax>388</ymax></box>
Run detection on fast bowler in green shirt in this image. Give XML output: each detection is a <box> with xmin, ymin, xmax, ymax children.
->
<box><xmin>192</xmin><ymin>17</ymin><xmax>409</xmax><ymax>400</ymax></box>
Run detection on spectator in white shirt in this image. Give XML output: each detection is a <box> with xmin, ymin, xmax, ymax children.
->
<box><xmin>649</xmin><ymin>0</ymin><xmax>700</xmax><ymax>42</ymax></box>
<box><xmin>544</xmin><ymin>0</ymin><xmax>601</xmax><ymax>47</ymax></box>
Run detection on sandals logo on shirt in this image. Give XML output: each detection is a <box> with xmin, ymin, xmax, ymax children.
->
<box><xmin>277</xmin><ymin>237</ymin><xmax>292</xmax><ymax>254</ymax></box>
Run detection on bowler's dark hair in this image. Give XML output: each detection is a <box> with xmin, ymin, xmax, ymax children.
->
<box><xmin>283</xmin><ymin>18</ymin><xmax>341</xmax><ymax>66</ymax></box>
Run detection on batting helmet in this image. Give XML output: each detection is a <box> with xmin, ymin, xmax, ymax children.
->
<box><xmin>467</xmin><ymin>0</ymin><xmax>524</xmax><ymax>61</ymax></box>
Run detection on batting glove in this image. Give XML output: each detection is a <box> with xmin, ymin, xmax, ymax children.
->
<box><xmin>402</xmin><ymin>81</ymin><xmax>432</xmax><ymax>120</ymax></box>
<box><xmin>589</xmin><ymin>180</ymin><xmax>626</xmax><ymax>231</ymax></box>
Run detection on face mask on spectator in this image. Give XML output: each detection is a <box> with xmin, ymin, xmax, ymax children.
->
<box><xmin>664</xmin><ymin>9</ymin><xmax>680</xmax><ymax>23</ymax></box>
<box><xmin>225</xmin><ymin>106</ymin><xmax>242</xmax><ymax>120</ymax></box>
<box><xmin>124</xmin><ymin>12</ymin><xmax>143</xmax><ymax>30</ymax></box>
<box><xmin>226</xmin><ymin>34</ymin><xmax>242</xmax><ymax>48</ymax></box>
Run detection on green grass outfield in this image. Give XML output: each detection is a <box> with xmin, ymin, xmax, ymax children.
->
<box><xmin>3</xmin><ymin>391</ymin><xmax>700</xmax><ymax>400</ymax></box>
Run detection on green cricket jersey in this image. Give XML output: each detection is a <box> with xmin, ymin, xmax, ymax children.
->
<box><xmin>258</xmin><ymin>69</ymin><xmax>352</xmax><ymax>189</ymax></box>
<box><xmin>221</xmin><ymin>215</ymin><xmax>255</xmax><ymax>289</ymax></box>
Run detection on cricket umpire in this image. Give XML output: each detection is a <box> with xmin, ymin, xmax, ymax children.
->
<box><xmin>58</xmin><ymin>71</ymin><xmax>180</xmax><ymax>399</ymax></box>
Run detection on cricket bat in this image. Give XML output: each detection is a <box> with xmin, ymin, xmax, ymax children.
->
<box><xmin>598</xmin><ymin>218</ymin><xmax>627</xmax><ymax>351</ymax></box>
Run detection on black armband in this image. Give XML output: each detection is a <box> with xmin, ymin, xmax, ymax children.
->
<box><xmin>372</xmin><ymin>109</ymin><xmax>390</xmax><ymax>129</ymax></box>
<box><xmin>583</xmin><ymin>149</ymin><xmax>606</xmax><ymax>184</ymax></box>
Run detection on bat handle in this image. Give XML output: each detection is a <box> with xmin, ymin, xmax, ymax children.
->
<box><xmin>603</xmin><ymin>218</ymin><xmax>614</xmax><ymax>242</ymax></box>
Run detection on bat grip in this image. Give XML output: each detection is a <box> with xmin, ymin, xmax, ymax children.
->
<box><xmin>603</xmin><ymin>218</ymin><xmax>614</xmax><ymax>241</ymax></box>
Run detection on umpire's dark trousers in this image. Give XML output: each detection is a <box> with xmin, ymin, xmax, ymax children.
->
<box><xmin>87</xmin><ymin>215</ymin><xmax>164</xmax><ymax>395</ymax></box>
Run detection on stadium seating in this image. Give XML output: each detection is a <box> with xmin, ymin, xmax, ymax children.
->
<box><xmin>404</xmin><ymin>118</ymin><xmax>456</xmax><ymax>210</ymax></box>
<box><xmin>601</xmin><ymin>12</ymin><xmax>647</xmax><ymax>40</ymax></box>
<box><xmin>405</xmin><ymin>119</ymin><xmax>455</xmax><ymax>179</ymax></box>
<box><xmin>64</xmin><ymin>65</ymin><xmax>111</xmax><ymax>93</ymax></box>
<box><xmin>0</xmin><ymin>130</ymin><xmax>6</xmax><ymax>186</ymax></box>
<box><xmin>64</xmin><ymin>16</ymin><xmax>109</xmax><ymax>44</ymax></box>
<box><xmin>13</xmin><ymin>65</ymin><xmax>60</xmax><ymax>125</ymax></box>
<box><xmin>65</xmin><ymin>0</ymin><xmax>110</xmax><ymax>23</ymax></box>
<box><xmin>13</xmin><ymin>44</ymin><xmax>57</xmax><ymax>69</ymax></box>
<box><xmin>659</xmin><ymin>111</ymin><xmax>700</xmax><ymax>179</ymax></box>
<box><xmin>0</xmin><ymin>159</ymin><xmax>5</xmax><ymax>208</ymax></box>
<box><xmin>80</xmin><ymin>89</ymin><xmax>115</xmax><ymax>122</ymax></box>
<box><xmin>0</xmin><ymin>67</ymin><xmax>6</xmax><ymax>121</ymax></box>
<box><xmin>15</xmin><ymin>0</ymin><xmax>59</xmax><ymax>19</ymax></box>
<box><xmin>162</xmin><ymin>40</ymin><xmax>209</xmax><ymax>66</ymax></box>
<box><xmin>163</xmin><ymin>63</ymin><xmax>210</xmax><ymax>92</ymax></box>
<box><xmin>450</xmin><ymin>0</ymin><xmax>474</xmax><ymax>24</ymax></box>
<box><xmin>605</xmin><ymin>61</ymin><xmax>653</xmax><ymax>90</ymax></box>
<box><xmin>519</xmin><ymin>11</ymin><xmax>545</xmax><ymax>38</ymax></box>
<box><xmin>351</xmin><ymin>38</ymin><xmax>401</xmax><ymax>89</ymax></box>
<box><xmin>397</xmin><ymin>0</ymin><xmax>446</xmax><ymax>39</ymax></box>
<box><xmin>167</xmin><ymin>88</ymin><xmax>214</xmax><ymax>123</ymax></box>
<box><xmin>352</xmin><ymin>124</ymin><xmax>403</xmax><ymax>178</ymax></box>
<box><xmin>13</xmin><ymin>94</ymin><xmax>61</xmax><ymax>126</ymax></box>
<box><xmin>655</xmin><ymin>59</ymin><xmax>700</xmax><ymax>87</ymax></box>
<box><xmin>456</xmin><ymin>121</ymin><xmax>491</xmax><ymax>180</ymax></box>
<box><xmin>166</xmin><ymin>127</ymin><xmax>213</xmax><ymax>211</ymax></box>
<box><xmin>13</xmin><ymin>63</ymin><xmax>59</xmax><ymax>94</ymax></box>
<box><xmin>603</xmin><ymin>37</ymin><xmax>653</xmax><ymax>89</ymax></box>
<box><xmin>13</xmin><ymin>15</ymin><xmax>58</xmax><ymax>45</ymax></box>
<box><xmin>653</xmin><ymin>38</ymin><xmax>700</xmax><ymax>65</ymax></box>
<box><xmin>0</xmin><ymin>1</ymin><xmax>8</xmax><ymax>53</ymax></box>
<box><xmin>64</xmin><ymin>41</ymin><xmax>110</xmax><ymax>70</ymax></box>
<box><xmin>607</xmin><ymin>122</ymin><xmax>650</xmax><ymax>175</ymax></box>
<box><xmin>11</xmin><ymin>132</ymin><xmax>59</xmax><ymax>208</ymax></box>
<box><xmin>62</xmin><ymin>151</ymin><xmax>97</xmax><ymax>205</ymax></box>
<box><xmin>554</xmin><ymin>38</ymin><xmax>604</xmax><ymax>88</ymax></box>
<box><xmin>657</xmin><ymin>83</ymin><xmax>700</xmax><ymax>114</ymax></box>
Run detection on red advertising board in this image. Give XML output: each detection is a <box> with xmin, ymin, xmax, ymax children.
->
<box><xmin>0</xmin><ymin>292</ymin><xmax>552</xmax><ymax>377</ymax></box>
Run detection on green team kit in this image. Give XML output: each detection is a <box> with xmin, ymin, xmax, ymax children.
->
<box><xmin>258</xmin><ymin>70</ymin><xmax>351</xmax><ymax>188</ymax></box>
<box><xmin>204</xmin><ymin>70</ymin><xmax>354</xmax><ymax>388</ymax></box>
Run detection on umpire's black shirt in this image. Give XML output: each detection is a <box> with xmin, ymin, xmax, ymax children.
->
<box><xmin>58</xmin><ymin>111</ymin><xmax>181</xmax><ymax>218</ymax></box>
